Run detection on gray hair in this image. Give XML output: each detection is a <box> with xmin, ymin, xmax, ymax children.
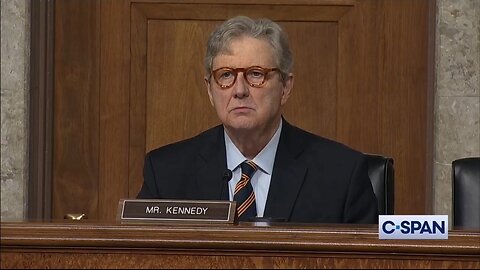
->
<box><xmin>204</xmin><ymin>16</ymin><xmax>293</xmax><ymax>80</ymax></box>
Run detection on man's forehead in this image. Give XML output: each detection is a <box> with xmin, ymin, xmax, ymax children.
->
<box><xmin>213</xmin><ymin>38</ymin><xmax>275</xmax><ymax>65</ymax></box>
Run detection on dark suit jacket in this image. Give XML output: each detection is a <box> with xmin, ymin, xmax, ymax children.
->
<box><xmin>137</xmin><ymin>119</ymin><xmax>379</xmax><ymax>224</ymax></box>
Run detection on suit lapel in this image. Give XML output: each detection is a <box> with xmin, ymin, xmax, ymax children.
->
<box><xmin>264</xmin><ymin>121</ymin><xmax>308</xmax><ymax>220</ymax></box>
<box><xmin>194</xmin><ymin>126</ymin><xmax>229</xmax><ymax>200</ymax></box>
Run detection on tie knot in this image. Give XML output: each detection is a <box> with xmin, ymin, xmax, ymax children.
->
<box><xmin>240</xmin><ymin>160</ymin><xmax>258</xmax><ymax>178</ymax></box>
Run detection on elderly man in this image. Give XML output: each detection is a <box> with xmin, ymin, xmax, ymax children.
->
<box><xmin>137</xmin><ymin>16</ymin><xmax>378</xmax><ymax>223</ymax></box>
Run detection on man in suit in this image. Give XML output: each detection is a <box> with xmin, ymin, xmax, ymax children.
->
<box><xmin>137</xmin><ymin>15</ymin><xmax>378</xmax><ymax>223</ymax></box>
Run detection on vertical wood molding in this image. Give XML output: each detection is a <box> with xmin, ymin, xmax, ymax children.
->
<box><xmin>28</xmin><ymin>0</ymin><xmax>55</xmax><ymax>220</ymax></box>
<box><xmin>99</xmin><ymin>0</ymin><xmax>131</xmax><ymax>220</ymax></box>
<box><xmin>424</xmin><ymin>0</ymin><xmax>437</xmax><ymax>214</ymax></box>
<box><xmin>129</xmin><ymin>3</ymin><xmax>148</xmax><ymax>199</ymax></box>
<box><xmin>52</xmin><ymin>0</ymin><xmax>101</xmax><ymax>220</ymax></box>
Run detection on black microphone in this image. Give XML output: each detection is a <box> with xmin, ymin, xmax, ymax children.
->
<box><xmin>220</xmin><ymin>169</ymin><xmax>233</xmax><ymax>200</ymax></box>
<box><xmin>222</xmin><ymin>169</ymin><xmax>233</xmax><ymax>182</ymax></box>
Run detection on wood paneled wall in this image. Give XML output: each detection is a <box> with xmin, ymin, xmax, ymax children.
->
<box><xmin>47</xmin><ymin>0</ymin><xmax>434</xmax><ymax>220</ymax></box>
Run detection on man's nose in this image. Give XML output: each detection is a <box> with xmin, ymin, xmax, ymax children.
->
<box><xmin>232</xmin><ymin>72</ymin><xmax>250</xmax><ymax>97</ymax></box>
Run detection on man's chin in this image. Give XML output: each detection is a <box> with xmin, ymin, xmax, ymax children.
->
<box><xmin>225</xmin><ymin>120</ymin><xmax>257</xmax><ymax>132</ymax></box>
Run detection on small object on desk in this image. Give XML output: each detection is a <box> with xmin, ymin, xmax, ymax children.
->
<box><xmin>64</xmin><ymin>213</ymin><xmax>87</xmax><ymax>220</ymax></box>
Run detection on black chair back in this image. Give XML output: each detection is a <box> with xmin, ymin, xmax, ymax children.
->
<box><xmin>452</xmin><ymin>157</ymin><xmax>480</xmax><ymax>229</ymax></box>
<box><xmin>365</xmin><ymin>154</ymin><xmax>395</xmax><ymax>215</ymax></box>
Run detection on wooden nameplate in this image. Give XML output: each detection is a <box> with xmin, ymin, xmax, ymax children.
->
<box><xmin>117</xmin><ymin>199</ymin><xmax>236</xmax><ymax>224</ymax></box>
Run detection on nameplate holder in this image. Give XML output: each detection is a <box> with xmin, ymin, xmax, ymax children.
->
<box><xmin>117</xmin><ymin>199</ymin><xmax>236</xmax><ymax>224</ymax></box>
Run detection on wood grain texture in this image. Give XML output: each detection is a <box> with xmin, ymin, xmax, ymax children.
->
<box><xmin>98</xmin><ymin>0</ymin><xmax>131</xmax><ymax>221</ymax></box>
<box><xmin>336</xmin><ymin>0</ymin><xmax>433</xmax><ymax>214</ymax></box>
<box><xmin>282</xmin><ymin>21</ymin><xmax>338</xmax><ymax>139</ymax></box>
<box><xmin>146</xmin><ymin>20</ymin><xmax>220</xmax><ymax>151</ymax></box>
<box><xmin>1</xmin><ymin>222</ymin><xmax>479</xmax><ymax>269</ymax></box>
<box><xmin>29</xmin><ymin>0</ymin><xmax>54</xmax><ymax>220</ymax></box>
<box><xmin>3</xmin><ymin>253</ymin><xmax>479</xmax><ymax>269</ymax></box>
<box><xmin>129</xmin><ymin>2</ymin><xmax>149</xmax><ymax>202</ymax></box>
<box><xmin>53</xmin><ymin>0</ymin><xmax>100</xmax><ymax>220</ymax></box>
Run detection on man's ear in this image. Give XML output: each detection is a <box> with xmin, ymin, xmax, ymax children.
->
<box><xmin>204</xmin><ymin>77</ymin><xmax>215</xmax><ymax>107</ymax></box>
<box><xmin>281</xmin><ymin>73</ymin><xmax>294</xmax><ymax>105</ymax></box>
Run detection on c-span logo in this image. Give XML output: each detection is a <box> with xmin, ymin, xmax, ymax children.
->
<box><xmin>379</xmin><ymin>215</ymin><xmax>448</xmax><ymax>239</ymax></box>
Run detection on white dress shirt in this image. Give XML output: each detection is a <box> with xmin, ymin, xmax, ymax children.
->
<box><xmin>224</xmin><ymin>120</ymin><xmax>282</xmax><ymax>217</ymax></box>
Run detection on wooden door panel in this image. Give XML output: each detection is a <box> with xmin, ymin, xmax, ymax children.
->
<box><xmin>146</xmin><ymin>20</ymin><xmax>220</xmax><ymax>151</ymax></box>
<box><xmin>130</xmin><ymin>2</ymin><xmax>352</xmax><ymax>203</ymax></box>
<box><xmin>282</xmin><ymin>22</ymin><xmax>338</xmax><ymax>139</ymax></box>
<box><xmin>130</xmin><ymin>3</ymin><xmax>351</xmax><ymax>200</ymax></box>
<box><xmin>145</xmin><ymin>21</ymin><xmax>339</xmax><ymax>150</ymax></box>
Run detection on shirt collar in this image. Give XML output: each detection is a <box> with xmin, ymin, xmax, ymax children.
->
<box><xmin>225</xmin><ymin>119</ymin><xmax>282</xmax><ymax>175</ymax></box>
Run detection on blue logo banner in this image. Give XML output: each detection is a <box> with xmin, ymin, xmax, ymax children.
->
<box><xmin>379</xmin><ymin>215</ymin><xmax>449</xmax><ymax>239</ymax></box>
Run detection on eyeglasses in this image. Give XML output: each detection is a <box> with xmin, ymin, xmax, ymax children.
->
<box><xmin>210</xmin><ymin>66</ymin><xmax>280</xmax><ymax>89</ymax></box>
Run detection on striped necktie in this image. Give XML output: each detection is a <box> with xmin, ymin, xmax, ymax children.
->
<box><xmin>234</xmin><ymin>160</ymin><xmax>258</xmax><ymax>221</ymax></box>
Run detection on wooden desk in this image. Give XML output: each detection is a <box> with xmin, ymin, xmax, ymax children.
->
<box><xmin>1</xmin><ymin>222</ymin><xmax>479</xmax><ymax>268</ymax></box>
